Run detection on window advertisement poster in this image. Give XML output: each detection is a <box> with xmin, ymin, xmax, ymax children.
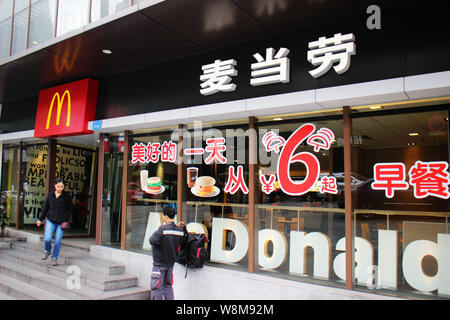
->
<box><xmin>23</xmin><ymin>143</ymin><xmax>94</xmax><ymax>226</ymax></box>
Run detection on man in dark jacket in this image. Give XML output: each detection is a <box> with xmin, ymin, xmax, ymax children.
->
<box><xmin>149</xmin><ymin>205</ymin><xmax>186</xmax><ymax>300</ymax></box>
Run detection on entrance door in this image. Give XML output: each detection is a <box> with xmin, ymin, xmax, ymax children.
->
<box><xmin>54</xmin><ymin>141</ymin><xmax>97</xmax><ymax>236</ymax></box>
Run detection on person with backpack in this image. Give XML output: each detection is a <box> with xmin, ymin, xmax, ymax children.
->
<box><xmin>149</xmin><ymin>205</ymin><xmax>186</xmax><ymax>300</ymax></box>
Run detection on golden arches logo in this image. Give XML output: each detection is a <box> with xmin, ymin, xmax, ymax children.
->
<box><xmin>46</xmin><ymin>90</ymin><xmax>71</xmax><ymax>130</ymax></box>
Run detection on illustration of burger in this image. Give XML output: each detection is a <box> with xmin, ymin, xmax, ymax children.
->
<box><xmin>193</xmin><ymin>176</ymin><xmax>217</xmax><ymax>197</ymax></box>
<box><xmin>147</xmin><ymin>177</ymin><xmax>162</xmax><ymax>193</ymax></box>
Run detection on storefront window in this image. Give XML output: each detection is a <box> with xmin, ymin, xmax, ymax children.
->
<box><xmin>101</xmin><ymin>135</ymin><xmax>123</xmax><ymax>247</ymax></box>
<box><xmin>352</xmin><ymin>106</ymin><xmax>449</xmax><ymax>298</ymax></box>
<box><xmin>255</xmin><ymin>116</ymin><xmax>345</xmax><ymax>286</ymax></box>
<box><xmin>181</xmin><ymin>121</ymin><xmax>250</xmax><ymax>271</ymax></box>
<box><xmin>126</xmin><ymin>131</ymin><xmax>178</xmax><ymax>253</ymax></box>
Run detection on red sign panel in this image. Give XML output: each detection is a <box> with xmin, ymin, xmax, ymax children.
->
<box><xmin>34</xmin><ymin>79</ymin><xmax>99</xmax><ymax>139</ymax></box>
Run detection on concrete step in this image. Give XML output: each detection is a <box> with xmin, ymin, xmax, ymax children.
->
<box><xmin>0</xmin><ymin>292</ymin><xmax>16</xmax><ymax>300</ymax></box>
<box><xmin>12</xmin><ymin>241</ymin><xmax>89</xmax><ymax>259</ymax></box>
<box><xmin>12</xmin><ymin>241</ymin><xmax>125</xmax><ymax>275</ymax></box>
<box><xmin>66</xmin><ymin>257</ymin><xmax>125</xmax><ymax>276</ymax></box>
<box><xmin>0</xmin><ymin>247</ymin><xmax>138</xmax><ymax>291</ymax></box>
<box><xmin>0</xmin><ymin>259</ymin><xmax>149</xmax><ymax>300</ymax></box>
<box><xmin>0</xmin><ymin>273</ymin><xmax>66</xmax><ymax>300</ymax></box>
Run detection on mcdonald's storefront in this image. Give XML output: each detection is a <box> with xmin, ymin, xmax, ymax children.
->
<box><xmin>0</xmin><ymin>1</ymin><xmax>449</xmax><ymax>300</ymax></box>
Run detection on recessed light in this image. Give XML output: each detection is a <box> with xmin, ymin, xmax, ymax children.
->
<box><xmin>102</xmin><ymin>49</ymin><xmax>112</xmax><ymax>55</ymax></box>
<box><xmin>409</xmin><ymin>132</ymin><xmax>419</xmax><ymax>136</ymax></box>
<box><xmin>273</xmin><ymin>117</ymin><xmax>283</xmax><ymax>121</ymax></box>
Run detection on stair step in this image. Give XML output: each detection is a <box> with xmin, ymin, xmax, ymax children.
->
<box><xmin>0</xmin><ymin>259</ymin><xmax>149</xmax><ymax>300</ymax></box>
<box><xmin>0</xmin><ymin>292</ymin><xmax>16</xmax><ymax>300</ymax></box>
<box><xmin>0</xmin><ymin>249</ymin><xmax>137</xmax><ymax>291</ymax></box>
<box><xmin>0</xmin><ymin>273</ymin><xmax>66</xmax><ymax>300</ymax></box>
<box><xmin>12</xmin><ymin>241</ymin><xmax>89</xmax><ymax>259</ymax></box>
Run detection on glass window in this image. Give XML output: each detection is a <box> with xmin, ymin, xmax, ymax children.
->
<box><xmin>126</xmin><ymin>131</ymin><xmax>178</xmax><ymax>253</ymax></box>
<box><xmin>11</xmin><ymin>2</ymin><xmax>29</xmax><ymax>55</ymax></box>
<box><xmin>0</xmin><ymin>0</ymin><xmax>13</xmax><ymax>21</ymax></box>
<box><xmin>28</xmin><ymin>0</ymin><xmax>57</xmax><ymax>47</ymax></box>
<box><xmin>56</xmin><ymin>0</ymin><xmax>89</xmax><ymax>36</ymax></box>
<box><xmin>1</xmin><ymin>144</ymin><xmax>20</xmax><ymax>228</ymax></box>
<box><xmin>101</xmin><ymin>136</ymin><xmax>124</xmax><ymax>248</ymax></box>
<box><xmin>352</xmin><ymin>106</ymin><xmax>449</xmax><ymax>298</ymax></box>
<box><xmin>255</xmin><ymin>116</ymin><xmax>345</xmax><ymax>286</ymax></box>
<box><xmin>91</xmin><ymin>0</ymin><xmax>130</xmax><ymax>22</ymax></box>
<box><xmin>0</xmin><ymin>18</ymin><xmax>12</xmax><ymax>59</ymax></box>
<box><xmin>0</xmin><ymin>0</ymin><xmax>13</xmax><ymax>58</ymax></box>
<box><xmin>181</xmin><ymin>121</ymin><xmax>250</xmax><ymax>271</ymax></box>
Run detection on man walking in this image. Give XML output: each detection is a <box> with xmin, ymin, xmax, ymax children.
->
<box><xmin>149</xmin><ymin>205</ymin><xmax>186</xmax><ymax>300</ymax></box>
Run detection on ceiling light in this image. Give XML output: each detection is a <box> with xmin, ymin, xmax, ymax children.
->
<box><xmin>409</xmin><ymin>132</ymin><xmax>419</xmax><ymax>136</ymax></box>
<box><xmin>369</xmin><ymin>106</ymin><xmax>383</xmax><ymax>110</ymax></box>
<box><xmin>102</xmin><ymin>49</ymin><xmax>112</xmax><ymax>55</ymax></box>
<box><xmin>273</xmin><ymin>117</ymin><xmax>283</xmax><ymax>121</ymax></box>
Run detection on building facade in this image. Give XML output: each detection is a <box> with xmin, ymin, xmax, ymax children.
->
<box><xmin>0</xmin><ymin>0</ymin><xmax>449</xmax><ymax>299</ymax></box>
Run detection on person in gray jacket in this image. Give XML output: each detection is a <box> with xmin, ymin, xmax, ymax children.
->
<box><xmin>149</xmin><ymin>205</ymin><xmax>186</xmax><ymax>300</ymax></box>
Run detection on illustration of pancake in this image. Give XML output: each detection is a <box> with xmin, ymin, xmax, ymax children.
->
<box><xmin>193</xmin><ymin>176</ymin><xmax>218</xmax><ymax>197</ymax></box>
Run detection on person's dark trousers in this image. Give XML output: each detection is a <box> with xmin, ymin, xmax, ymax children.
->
<box><xmin>150</xmin><ymin>266</ymin><xmax>174</xmax><ymax>300</ymax></box>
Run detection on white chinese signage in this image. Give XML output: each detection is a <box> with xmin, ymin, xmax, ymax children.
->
<box><xmin>200</xmin><ymin>32</ymin><xmax>356</xmax><ymax>95</ymax></box>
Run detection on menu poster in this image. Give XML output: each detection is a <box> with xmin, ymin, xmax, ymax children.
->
<box><xmin>23</xmin><ymin>144</ymin><xmax>91</xmax><ymax>224</ymax></box>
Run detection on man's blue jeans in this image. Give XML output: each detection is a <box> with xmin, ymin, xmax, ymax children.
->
<box><xmin>44</xmin><ymin>220</ymin><xmax>64</xmax><ymax>259</ymax></box>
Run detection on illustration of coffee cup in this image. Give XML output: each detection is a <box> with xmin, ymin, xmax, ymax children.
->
<box><xmin>194</xmin><ymin>176</ymin><xmax>216</xmax><ymax>196</ymax></box>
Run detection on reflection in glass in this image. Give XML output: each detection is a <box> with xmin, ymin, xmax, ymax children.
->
<box><xmin>0</xmin><ymin>18</ymin><xmax>12</xmax><ymax>59</ymax></box>
<box><xmin>11</xmin><ymin>6</ymin><xmax>29</xmax><ymax>55</ymax></box>
<box><xmin>56</xmin><ymin>0</ymin><xmax>89</xmax><ymax>36</ymax></box>
<box><xmin>28</xmin><ymin>0</ymin><xmax>57</xmax><ymax>48</ymax></box>
<box><xmin>91</xmin><ymin>0</ymin><xmax>130</xmax><ymax>22</ymax></box>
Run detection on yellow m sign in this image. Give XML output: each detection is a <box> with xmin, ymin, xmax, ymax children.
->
<box><xmin>46</xmin><ymin>90</ymin><xmax>71</xmax><ymax>130</ymax></box>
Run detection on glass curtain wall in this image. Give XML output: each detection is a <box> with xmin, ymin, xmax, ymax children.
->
<box><xmin>28</xmin><ymin>0</ymin><xmax>57</xmax><ymax>48</ymax></box>
<box><xmin>101</xmin><ymin>135</ymin><xmax>123</xmax><ymax>247</ymax></box>
<box><xmin>1</xmin><ymin>0</ymin><xmax>133</xmax><ymax>58</ymax></box>
<box><xmin>11</xmin><ymin>0</ymin><xmax>30</xmax><ymax>55</ymax></box>
<box><xmin>0</xmin><ymin>0</ymin><xmax>13</xmax><ymax>59</ymax></box>
<box><xmin>91</xmin><ymin>0</ymin><xmax>131</xmax><ymax>22</ymax></box>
